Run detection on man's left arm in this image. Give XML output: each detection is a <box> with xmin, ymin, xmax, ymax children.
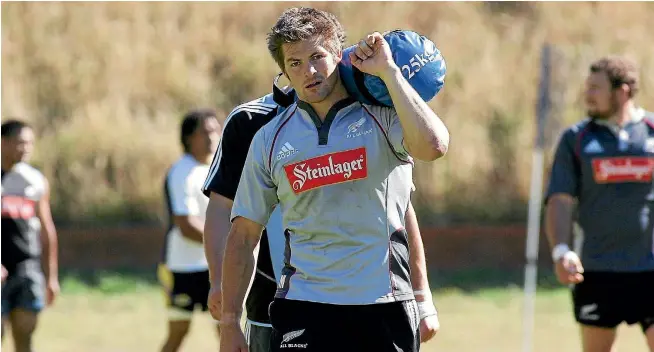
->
<box><xmin>380</xmin><ymin>65</ymin><xmax>449</xmax><ymax>161</ymax></box>
<box><xmin>350</xmin><ymin>32</ymin><xmax>449</xmax><ymax>161</ymax></box>
<box><xmin>37</xmin><ymin>178</ymin><xmax>59</xmax><ymax>306</ymax></box>
<box><xmin>406</xmin><ymin>202</ymin><xmax>429</xmax><ymax>294</ymax></box>
<box><xmin>405</xmin><ymin>201</ymin><xmax>439</xmax><ymax>343</ymax></box>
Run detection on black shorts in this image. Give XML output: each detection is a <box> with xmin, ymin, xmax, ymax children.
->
<box><xmin>572</xmin><ymin>271</ymin><xmax>654</xmax><ymax>333</ymax></box>
<box><xmin>245</xmin><ymin>321</ymin><xmax>273</xmax><ymax>352</ymax></box>
<box><xmin>158</xmin><ymin>265</ymin><xmax>210</xmax><ymax>320</ymax></box>
<box><xmin>1</xmin><ymin>260</ymin><xmax>45</xmax><ymax>316</ymax></box>
<box><xmin>269</xmin><ymin>298</ymin><xmax>420</xmax><ymax>352</ymax></box>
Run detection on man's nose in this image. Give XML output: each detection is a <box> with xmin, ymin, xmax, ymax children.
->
<box><xmin>304</xmin><ymin>63</ymin><xmax>317</xmax><ymax>78</ymax></box>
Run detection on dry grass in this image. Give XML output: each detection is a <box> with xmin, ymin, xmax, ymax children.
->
<box><xmin>1</xmin><ymin>284</ymin><xmax>648</xmax><ymax>352</ymax></box>
<box><xmin>2</xmin><ymin>2</ymin><xmax>654</xmax><ymax>223</ymax></box>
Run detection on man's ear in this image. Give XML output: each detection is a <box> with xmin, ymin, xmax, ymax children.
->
<box><xmin>618</xmin><ymin>83</ymin><xmax>631</xmax><ymax>100</ymax></box>
<box><xmin>334</xmin><ymin>48</ymin><xmax>343</xmax><ymax>64</ymax></box>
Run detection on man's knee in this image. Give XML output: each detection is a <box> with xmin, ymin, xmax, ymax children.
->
<box><xmin>161</xmin><ymin>320</ymin><xmax>191</xmax><ymax>352</ymax></box>
<box><xmin>166</xmin><ymin>319</ymin><xmax>191</xmax><ymax>340</ymax></box>
<box><xmin>10</xmin><ymin>312</ymin><xmax>38</xmax><ymax>352</ymax></box>
<box><xmin>580</xmin><ymin>325</ymin><xmax>617</xmax><ymax>352</ymax></box>
<box><xmin>645</xmin><ymin>323</ymin><xmax>654</xmax><ymax>352</ymax></box>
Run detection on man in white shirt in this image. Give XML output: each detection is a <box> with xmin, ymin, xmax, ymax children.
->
<box><xmin>158</xmin><ymin>109</ymin><xmax>221</xmax><ymax>352</ymax></box>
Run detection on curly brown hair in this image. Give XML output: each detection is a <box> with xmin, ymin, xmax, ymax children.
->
<box><xmin>589</xmin><ymin>56</ymin><xmax>639</xmax><ymax>98</ymax></box>
<box><xmin>266</xmin><ymin>7</ymin><xmax>347</xmax><ymax>73</ymax></box>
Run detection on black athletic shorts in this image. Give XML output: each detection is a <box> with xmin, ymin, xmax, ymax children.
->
<box><xmin>158</xmin><ymin>265</ymin><xmax>210</xmax><ymax>319</ymax></box>
<box><xmin>269</xmin><ymin>298</ymin><xmax>420</xmax><ymax>352</ymax></box>
<box><xmin>572</xmin><ymin>271</ymin><xmax>654</xmax><ymax>333</ymax></box>
<box><xmin>1</xmin><ymin>260</ymin><xmax>45</xmax><ymax>316</ymax></box>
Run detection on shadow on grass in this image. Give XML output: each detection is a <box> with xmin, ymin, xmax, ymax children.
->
<box><xmin>60</xmin><ymin>267</ymin><xmax>159</xmax><ymax>294</ymax></box>
<box><xmin>60</xmin><ymin>266</ymin><xmax>562</xmax><ymax>294</ymax></box>
<box><xmin>429</xmin><ymin>267</ymin><xmax>562</xmax><ymax>293</ymax></box>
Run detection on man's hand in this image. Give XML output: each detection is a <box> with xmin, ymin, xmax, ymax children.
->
<box><xmin>555</xmin><ymin>252</ymin><xmax>584</xmax><ymax>285</ymax></box>
<box><xmin>349</xmin><ymin>32</ymin><xmax>397</xmax><ymax>78</ymax></box>
<box><xmin>415</xmin><ymin>290</ymin><xmax>440</xmax><ymax>343</ymax></box>
<box><xmin>419</xmin><ymin>314</ymin><xmax>440</xmax><ymax>343</ymax></box>
<box><xmin>208</xmin><ymin>284</ymin><xmax>222</xmax><ymax>321</ymax></box>
<box><xmin>219</xmin><ymin>320</ymin><xmax>248</xmax><ymax>352</ymax></box>
<box><xmin>46</xmin><ymin>277</ymin><xmax>60</xmax><ymax>306</ymax></box>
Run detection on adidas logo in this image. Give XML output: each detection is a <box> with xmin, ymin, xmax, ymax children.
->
<box><xmin>583</xmin><ymin>139</ymin><xmax>604</xmax><ymax>154</ymax></box>
<box><xmin>277</xmin><ymin>142</ymin><xmax>298</xmax><ymax>161</ymax></box>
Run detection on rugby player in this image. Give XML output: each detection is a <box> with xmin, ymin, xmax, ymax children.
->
<box><xmin>158</xmin><ymin>109</ymin><xmax>221</xmax><ymax>352</ymax></box>
<box><xmin>220</xmin><ymin>7</ymin><xmax>449</xmax><ymax>352</ymax></box>
<box><xmin>545</xmin><ymin>56</ymin><xmax>654</xmax><ymax>352</ymax></box>
<box><xmin>2</xmin><ymin>119</ymin><xmax>59</xmax><ymax>352</ymax></box>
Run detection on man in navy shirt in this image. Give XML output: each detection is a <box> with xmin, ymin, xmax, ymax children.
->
<box><xmin>545</xmin><ymin>56</ymin><xmax>654</xmax><ymax>352</ymax></box>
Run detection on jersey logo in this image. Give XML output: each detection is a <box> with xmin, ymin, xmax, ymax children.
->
<box><xmin>583</xmin><ymin>139</ymin><xmax>604</xmax><ymax>154</ymax></box>
<box><xmin>348</xmin><ymin>117</ymin><xmax>366</xmax><ymax>133</ymax></box>
<box><xmin>277</xmin><ymin>142</ymin><xmax>299</xmax><ymax>161</ymax></box>
<box><xmin>346</xmin><ymin>117</ymin><xmax>373</xmax><ymax>139</ymax></box>
<box><xmin>284</xmin><ymin>147</ymin><xmax>367</xmax><ymax>194</ymax></box>
<box><xmin>1</xmin><ymin>196</ymin><xmax>36</xmax><ymax>219</ymax></box>
<box><xmin>592</xmin><ymin>157</ymin><xmax>654</xmax><ymax>183</ymax></box>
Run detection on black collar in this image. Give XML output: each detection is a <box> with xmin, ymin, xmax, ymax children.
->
<box><xmin>297</xmin><ymin>97</ymin><xmax>358</xmax><ymax>128</ymax></box>
<box><xmin>272</xmin><ymin>73</ymin><xmax>297</xmax><ymax>108</ymax></box>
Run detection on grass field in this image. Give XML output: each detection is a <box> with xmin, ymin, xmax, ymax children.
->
<box><xmin>1</xmin><ymin>274</ymin><xmax>649</xmax><ymax>352</ymax></box>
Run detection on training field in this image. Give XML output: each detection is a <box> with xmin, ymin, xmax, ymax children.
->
<box><xmin>2</xmin><ymin>274</ymin><xmax>648</xmax><ymax>352</ymax></box>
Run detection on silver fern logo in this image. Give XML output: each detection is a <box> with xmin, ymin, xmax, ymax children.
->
<box><xmin>282</xmin><ymin>329</ymin><xmax>305</xmax><ymax>343</ymax></box>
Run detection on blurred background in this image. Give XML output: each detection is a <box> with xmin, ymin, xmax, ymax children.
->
<box><xmin>1</xmin><ymin>2</ymin><xmax>653</xmax><ymax>351</ymax></box>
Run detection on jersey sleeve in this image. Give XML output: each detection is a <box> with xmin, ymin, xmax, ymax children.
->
<box><xmin>366</xmin><ymin>105</ymin><xmax>409</xmax><ymax>159</ymax></box>
<box><xmin>545</xmin><ymin>128</ymin><xmax>580</xmax><ymax>202</ymax></box>
<box><xmin>202</xmin><ymin>111</ymin><xmax>249</xmax><ymax>200</ymax></box>
<box><xmin>230</xmin><ymin>129</ymin><xmax>279</xmax><ymax>226</ymax></box>
<box><xmin>167</xmin><ymin>167</ymin><xmax>200</xmax><ymax>216</ymax></box>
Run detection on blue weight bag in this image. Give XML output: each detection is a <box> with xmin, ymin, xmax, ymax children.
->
<box><xmin>339</xmin><ymin>29</ymin><xmax>446</xmax><ymax>107</ymax></box>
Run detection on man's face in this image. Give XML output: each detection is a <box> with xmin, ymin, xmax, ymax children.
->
<box><xmin>584</xmin><ymin>71</ymin><xmax>618</xmax><ymax>120</ymax></box>
<box><xmin>282</xmin><ymin>38</ymin><xmax>341</xmax><ymax>104</ymax></box>
<box><xmin>190</xmin><ymin>117</ymin><xmax>221</xmax><ymax>156</ymax></box>
<box><xmin>1</xmin><ymin>127</ymin><xmax>34</xmax><ymax>165</ymax></box>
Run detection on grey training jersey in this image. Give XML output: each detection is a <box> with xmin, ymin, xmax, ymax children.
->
<box><xmin>232</xmin><ymin>98</ymin><xmax>415</xmax><ymax>305</ymax></box>
<box><xmin>545</xmin><ymin>107</ymin><xmax>654</xmax><ymax>272</ymax></box>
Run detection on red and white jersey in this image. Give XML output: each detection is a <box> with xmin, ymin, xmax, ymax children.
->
<box><xmin>1</xmin><ymin>162</ymin><xmax>46</xmax><ymax>273</ymax></box>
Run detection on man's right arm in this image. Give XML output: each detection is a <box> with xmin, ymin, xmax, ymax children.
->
<box><xmin>222</xmin><ymin>128</ymin><xmax>279</xmax><ymax>324</ymax></box>
<box><xmin>204</xmin><ymin>192</ymin><xmax>233</xmax><ymax>285</ymax></box>
<box><xmin>201</xmin><ymin>110</ymin><xmax>251</xmax><ymax>286</ymax></box>
<box><xmin>543</xmin><ymin>129</ymin><xmax>579</xmax><ymax>253</ymax></box>
<box><xmin>545</xmin><ymin>194</ymin><xmax>576</xmax><ymax>252</ymax></box>
<box><xmin>543</xmin><ymin>128</ymin><xmax>585</xmax><ymax>283</ymax></box>
<box><xmin>220</xmin><ymin>216</ymin><xmax>264</xmax><ymax>324</ymax></box>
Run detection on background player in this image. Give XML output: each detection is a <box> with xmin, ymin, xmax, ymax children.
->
<box><xmin>1</xmin><ymin>119</ymin><xmax>59</xmax><ymax>352</ymax></box>
<box><xmin>545</xmin><ymin>56</ymin><xmax>654</xmax><ymax>352</ymax></box>
<box><xmin>158</xmin><ymin>109</ymin><xmax>221</xmax><ymax>352</ymax></box>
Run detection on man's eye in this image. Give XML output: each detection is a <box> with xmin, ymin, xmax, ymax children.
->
<box><xmin>290</xmin><ymin>61</ymin><xmax>300</xmax><ymax>67</ymax></box>
<box><xmin>312</xmin><ymin>54</ymin><xmax>324</xmax><ymax>60</ymax></box>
